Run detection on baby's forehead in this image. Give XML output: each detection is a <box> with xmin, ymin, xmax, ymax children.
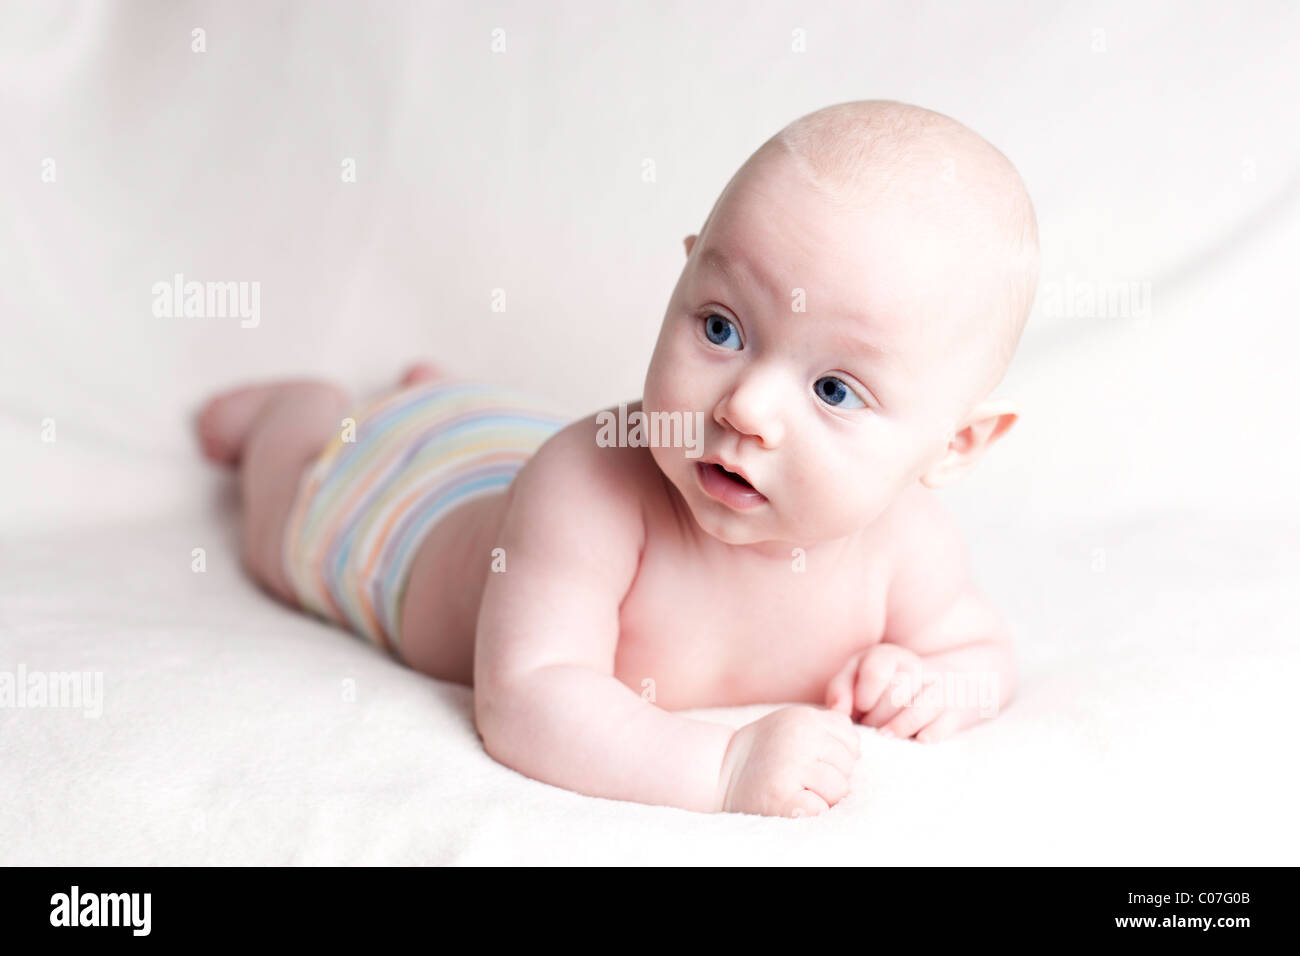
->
<box><xmin>701</xmin><ymin>192</ymin><xmax>965</xmax><ymax>339</ymax></box>
<box><xmin>698</xmin><ymin>101</ymin><xmax>1037</xmax><ymax>401</ymax></box>
<box><xmin>694</xmin><ymin>238</ymin><xmax>941</xmax><ymax>388</ymax></box>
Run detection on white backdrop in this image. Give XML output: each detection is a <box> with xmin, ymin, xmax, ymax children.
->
<box><xmin>2</xmin><ymin>1</ymin><xmax>1298</xmax><ymax>864</ymax></box>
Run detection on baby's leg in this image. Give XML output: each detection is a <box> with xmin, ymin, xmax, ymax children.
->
<box><xmin>198</xmin><ymin>379</ymin><xmax>353</xmax><ymax>606</ymax></box>
<box><xmin>197</xmin><ymin>363</ymin><xmax>445</xmax><ymax>607</ymax></box>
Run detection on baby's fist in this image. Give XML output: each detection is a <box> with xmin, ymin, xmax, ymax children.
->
<box><xmin>718</xmin><ymin>706</ymin><xmax>860</xmax><ymax>817</ymax></box>
<box><xmin>826</xmin><ymin>643</ymin><xmax>953</xmax><ymax>742</ymax></box>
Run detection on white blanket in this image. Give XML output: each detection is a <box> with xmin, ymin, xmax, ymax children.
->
<box><xmin>3</xmin><ymin>0</ymin><xmax>1297</xmax><ymax>864</ymax></box>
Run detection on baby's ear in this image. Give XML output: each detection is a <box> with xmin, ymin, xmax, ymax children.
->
<box><xmin>919</xmin><ymin>399</ymin><xmax>1019</xmax><ymax>490</ymax></box>
<box><xmin>683</xmin><ymin>234</ymin><xmax>698</xmax><ymax>257</ymax></box>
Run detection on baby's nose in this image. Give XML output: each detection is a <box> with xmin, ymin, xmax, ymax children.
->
<box><xmin>714</xmin><ymin>375</ymin><xmax>786</xmax><ymax>448</ymax></box>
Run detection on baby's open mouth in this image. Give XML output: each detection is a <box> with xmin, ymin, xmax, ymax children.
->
<box><xmin>712</xmin><ymin>463</ymin><xmax>753</xmax><ymax>488</ymax></box>
<box><xmin>695</xmin><ymin>460</ymin><xmax>767</xmax><ymax>510</ymax></box>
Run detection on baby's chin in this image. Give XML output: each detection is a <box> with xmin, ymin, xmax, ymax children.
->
<box><xmin>691</xmin><ymin>511</ymin><xmax>776</xmax><ymax>547</ymax></box>
<box><xmin>678</xmin><ymin>486</ymin><xmax>858</xmax><ymax>550</ymax></box>
<box><xmin>662</xmin><ymin>469</ymin><xmax>777</xmax><ymax>546</ymax></box>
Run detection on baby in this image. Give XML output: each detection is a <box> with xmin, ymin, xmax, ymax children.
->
<box><xmin>198</xmin><ymin>100</ymin><xmax>1039</xmax><ymax>818</ymax></box>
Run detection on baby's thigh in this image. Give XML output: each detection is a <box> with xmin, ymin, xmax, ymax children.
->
<box><xmin>398</xmin><ymin>494</ymin><xmax>507</xmax><ymax>685</ymax></box>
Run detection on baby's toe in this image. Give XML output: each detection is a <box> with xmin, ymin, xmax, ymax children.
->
<box><xmin>195</xmin><ymin>387</ymin><xmax>272</xmax><ymax>466</ymax></box>
<box><xmin>399</xmin><ymin>362</ymin><xmax>444</xmax><ymax>387</ymax></box>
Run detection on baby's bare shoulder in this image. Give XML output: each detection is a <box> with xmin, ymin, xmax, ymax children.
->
<box><xmin>502</xmin><ymin>407</ymin><xmax>662</xmax><ymax>562</ymax></box>
<box><xmin>476</xmin><ymin>410</ymin><xmax>663</xmax><ymax>685</ymax></box>
<box><xmin>878</xmin><ymin>485</ymin><xmax>1013</xmax><ymax>656</ymax></box>
<box><xmin>878</xmin><ymin>486</ymin><xmax>971</xmax><ymax>625</ymax></box>
<box><xmin>519</xmin><ymin>409</ymin><xmax>662</xmax><ymax>499</ymax></box>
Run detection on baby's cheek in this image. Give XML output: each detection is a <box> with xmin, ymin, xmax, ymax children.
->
<box><xmin>796</xmin><ymin>455</ymin><xmax>886</xmax><ymax>529</ymax></box>
<box><xmin>644</xmin><ymin>362</ymin><xmax>689</xmax><ymax>415</ymax></box>
<box><xmin>641</xmin><ymin>378</ymin><xmax>669</xmax><ymax>419</ymax></box>
<box><xmin>786</xmin><ymin>464</ymin><xmax>846</xmax><ymax>525</ymax></box>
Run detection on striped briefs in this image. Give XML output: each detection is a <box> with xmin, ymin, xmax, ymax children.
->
<box><xmin>282</xmin><ymin>378</ymin><xmax>569</xmax><ymax>656</ymax></box>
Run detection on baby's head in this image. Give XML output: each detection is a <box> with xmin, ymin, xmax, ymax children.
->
<box><xmin>642</xmin><ymin>100</ymin><xmax>1039</xmax><ymax>547</ymax></box>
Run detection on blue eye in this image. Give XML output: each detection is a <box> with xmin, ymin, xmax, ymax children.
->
<box><xmin>814</xmin><ymin>376</ymin><xmax>866</xmax><ymax>409</ymax></box>
<box><xmin>702</xmin><ymin>313</ymin><xmax>742</xmax><ymax>350</ymax></box>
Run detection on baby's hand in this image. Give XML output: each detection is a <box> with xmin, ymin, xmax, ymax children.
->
<box><xmin>826</xmin><ymin>644</ymin><xmax>949</xmax><ymax>742</ymax></box>
<box><xmin>718</xmin><ymin>706</ymin><xmax>860</xmax><ymax>817</ymax></box>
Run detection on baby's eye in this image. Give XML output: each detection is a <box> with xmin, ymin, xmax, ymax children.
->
<box><xmin>813</xmin><ymin>375</ymin><xmax>867</xmax><ymax>409</ymax></box>
<box><xmin>702</xmin><ymin>313</ymin><xmax>742</xmax><ymax>350</ymax></box>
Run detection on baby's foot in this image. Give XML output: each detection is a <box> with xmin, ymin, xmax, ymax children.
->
<box><xmin>399</xmin><ymin>362</ymin><xmax>445</xmax><ymax>388</ymax></box>
<box><xmin>197</xmin><ymin>385</ymin><xmax>284</xmax><ymax>466</ymax></box>
<box><xmin>199</xmin><ymin>366</ymin><xmax>441</xmax><ymax>466</ymax></box>
<box><xmin>197</xmin><ymin>382</ymin><xmax>334</xmax><ymax>467</ymax></box>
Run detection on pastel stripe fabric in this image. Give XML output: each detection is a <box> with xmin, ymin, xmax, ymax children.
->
<box><xmin>282</xmin><ymin>379</ymin><xmax>568</xmax><ymax>656</ymax></box>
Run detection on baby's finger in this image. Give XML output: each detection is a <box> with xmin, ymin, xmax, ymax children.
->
<box><xmin>852</xmin><ymin>655</ymin><xmax>898</xmax><ymax>718</ymax></box>
<box><xmin>916</xmin><ymin>710</ymin><xmax>959</xmax><ymax>744</ymax></box>
<box><xmin>803</xmin><ymin>760</ymin><xmax>851</xmax><ymax>806</ymax></box>
<box><xmin>819</xmin><ymin>710</ymin><xmax>862</xmax><ymax>758</ymax></box>
<box><xmin>817</xmin><ymin>737</ymin><xmax>859</xmax><ymax>775</ymax></box>
<box><xmin>825</xmin><ymin>654</ymin><xmax>862</xmax><ymax>714</ymax></box>
<box><xmin>861</xmin><ymin>657</ymin><xmax>924</xmax><ymax>728</ymax></box>
<box><xmin>880</xmin><ymin>698</ymin><xmax>943</xmax><ymax>739</ymax></box>
<box><xmin>916</xmin><ymin>707</ymin><xmax>983</xmax><ymax>744</ymax></box>
<box><xmin>788</xmin><ymin>789</ymin><xmax>832</xmax><ymax>819</ymax></box>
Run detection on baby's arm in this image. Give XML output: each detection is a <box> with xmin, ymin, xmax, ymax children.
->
<box><xmin>473</xmin><ymin>425</ymin><xmax>734</xmax><ymax>813</ymax></box>
<box><xmin>826</xmin><ymin>492</ymin><xmax>1016</xmax><ymax>742</ymax></box>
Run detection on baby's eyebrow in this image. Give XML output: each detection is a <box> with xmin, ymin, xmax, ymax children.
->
<box><xmin>701</xmin><ymin>245</ymin><xmax>896</xmax><ymax>365</ymax></box>
<box><xmin>700</xmin><ymin>246</ymin><xmax>738</xmax><ymax>278</ymax></box>
<box><xmin>836</xmin><ymin>331</ymin><xmax>894</xmax><ymax>363</ymax></box>
<box><xmin>831</xmin><ymin>332</ymin><xmax>895</xmax><ymax>406</ymax></box>
<box><xmin>700</xmin><ymin>247</ymin><xmax>780</xmax><ymax>298</ymax></box>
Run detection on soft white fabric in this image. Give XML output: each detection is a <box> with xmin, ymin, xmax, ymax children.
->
<box><xmin>2</xmin><ymin>0</ymin><xmax>1297</xmax><ymax>864</ymax></box>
